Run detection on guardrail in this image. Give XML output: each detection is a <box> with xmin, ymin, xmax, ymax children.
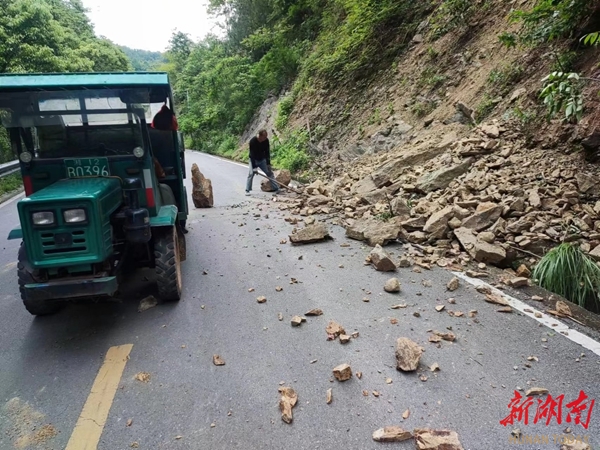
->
<box><xmin>0</xmin><ymin>160</ymin><xmax>19</xmax><ymax>177</ymax></box>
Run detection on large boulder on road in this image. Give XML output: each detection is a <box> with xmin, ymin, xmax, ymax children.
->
<box><xmin>191</xmin><ymin>163</ymin><xmax>213</xmax><ymax>208</ymax></box>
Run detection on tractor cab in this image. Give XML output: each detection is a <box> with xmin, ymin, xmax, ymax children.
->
<box><xmin>0</xmin><ymin>72</ymin><xmax>188</xmax><ymax>315</ymax></box>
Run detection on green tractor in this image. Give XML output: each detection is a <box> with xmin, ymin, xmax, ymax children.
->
<box><xmin>0</xmin><ymin>72</ymin><xmax>189</xmax><ymax>315</ymax></box>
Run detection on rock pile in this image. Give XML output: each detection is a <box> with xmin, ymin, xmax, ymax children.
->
<box><xmin>276</xmin><ymin>120</ymin><xmax>600</xmax><ymax>270</ymax></box>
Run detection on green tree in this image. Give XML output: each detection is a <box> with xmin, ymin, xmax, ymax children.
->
<box><xmin>0</xmin><ymin>0</ymin><xmax>131</xmax><ymax>73</ymax></box>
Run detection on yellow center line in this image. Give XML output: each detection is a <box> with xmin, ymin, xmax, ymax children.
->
<box><xmin>65</xmin><ymin>344</ymin><xmax>133</xmax><ymax>450</ymax></box>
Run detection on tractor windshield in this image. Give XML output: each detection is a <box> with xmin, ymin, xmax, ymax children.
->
<box><xmin>0</xmin><ymin>88</ymin><xmax>166</xmax><ymax>159</ymax></box>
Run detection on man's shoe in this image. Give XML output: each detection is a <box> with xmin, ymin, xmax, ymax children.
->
<box><xmin>245</xmin><ymin>191</ymin><xmax>251</xmax><ymax>196</ymax></box>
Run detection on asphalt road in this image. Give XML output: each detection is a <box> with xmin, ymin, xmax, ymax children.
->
<box><xmin>0</xmin><ymin>151</ymin><xmax>599</xmax><ymax>450</ymax></box>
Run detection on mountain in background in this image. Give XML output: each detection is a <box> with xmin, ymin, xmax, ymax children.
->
<box><xmin>119</xmin><ymin>46</ymin><xmax>166</xmax><ymax>72</ymax></box>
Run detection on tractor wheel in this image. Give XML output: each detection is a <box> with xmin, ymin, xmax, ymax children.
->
<box><xmin>18</xmin><ymin>243</ymin><xmax>62</xmax><ymax>316</ymax></box>
<box><xmin>154</xmin><ymin>226</ymin><xmax>182</xmax><ymax>302</ymax></box>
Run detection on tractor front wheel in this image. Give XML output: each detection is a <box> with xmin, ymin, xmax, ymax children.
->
<box><xmin>18</xmin><ymin>244</ymin><xmax>63</xmax><ymax>316</ymax></box>
<box><xmin>154</xmin><ymin>226</ymin><xmax>182</xmax><ymax>302</ymax></box>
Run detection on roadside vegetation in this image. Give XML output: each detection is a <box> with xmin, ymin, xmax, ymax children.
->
<box><xmin>0</xmin><ymin>173</ymin><xmax>23</xmax><ymax>197</ymax></box>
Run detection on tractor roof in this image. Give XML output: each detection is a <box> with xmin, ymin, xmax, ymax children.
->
<box><xmin>0</xmin><ymin>72</ymin><xmax>171</xmax><ymax>92</ymax></box>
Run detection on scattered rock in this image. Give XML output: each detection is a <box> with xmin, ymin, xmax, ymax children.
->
<box><xmin>326</xmin><ymin>388</ymin><xmax>333</xmax><ymax>404</ymax></box>
<box><xmin>395</xmin><ymin>338</ymin><xmax>423</xmax><ymax>372</ymax></box>
<box><xmin>430</xmin><ymin>363</ymin><xmax>440</xmax><ymax>372</ymax></box>
<box><xmin>485</xmin><ymin>293</ymin><xmax>509</xmax><ymax>306</ymax></box>
<box><xmin>560</xmin><ymin>441</ymin><xmax>592</xmax><ymax>450</ymax></box>
<box><xmin>213</xmin><ymin>355</ymin><xmax>225</xmax><ymax>366</ymax></box>
<box><xmin>289</xmin><ymin>223</ymin><xmax>330</xmax><ymax>244</ymax></box>
<box><xmin>370</xmin><ymin>245</ymin><xmax>397</xmax><ymax>272</ymax></box>
<box><xmin>556</xmin><ymin>301</ymin><xmax>572</xmax><ymax>317</ymax></box>
<box><xmin>291</xmin><ymin>316</ymin><xmax>304</xmax><ymax>327</ymax></box>
<box><xmin>306</xmin><ymin>308</ymin><xmax>323</xmax><ymax>316</ymax></box>
<box><xmin>435</xmin><ymin>305</ymin><xmax>445</xmax><ymax>312</ymax></box>
<box><xmin>278</xmin><ymin>386</ymin><xmax>298</xmax><ymax>424</ymax></box>
<box><xmin>257</xmin><ymin>296</ymin><xmax>267</xmax><ymax>304</ymax></box>
<box><xmin>433</xmin><ymin>330</ymin><xmax>456</xmax><ymax>342</ymax></box>
<box><xmin>384</xmin><ymin>278</ymin><xmax>401</xmax><ymax>293</ymax></box>
<box><xmin>414</xmin><ymin>428</ymin><xmax>465</xmax><ymax>450</ymax></box>
<box><xmin>507</xmin><ymin>277</ymin><xmax>529</xmax><ymax>288</ymax></box>
<box><xmin>339</xmin><ymin>334</ymin><xmax>351</xmax><ymax>344</ymax></box>
<box><xmin>525</xmin><ymin>387</ymin><xmax>549</xmax><ymax>396</ymax></box>
<box><xmin>326</xmin><ymin>321</ymin><xmax>346</xmax><ymax>338</ymax></box>
<box><xmin>398</xmin><ymin>256</ymin><xmax>411</xmax><ymax>268</ymax></box>
<box><xmin>333</xmin><ymin>364</ymin><xmax>353</xmax><ymax>381</ymax></box>
<box><xmin>372</xmin><ymin>426</ymin><xmax>413</xmax><ymax>442</ymax></box>
<box><xmin>138</xmin><ymin>295</ymin><xmax>158</xmax><ymax>312</ymax></box>
<box><xmin>134</xmin><ymin>372</ymin><xmax>151</xmax><ymax>383</ymax></box>
<box><xmin>191</xmin><ymin>163</ymin><xmax>214</xmax><ymax>208</ymax></box>
<box><xmin>447</xmin><ymin>277</ymin><xmax>460</xmax><ymax>292</ymax></box>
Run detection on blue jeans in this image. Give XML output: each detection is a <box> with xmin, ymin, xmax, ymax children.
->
<box><xmin>246</xmin><ymin>159</ymin><xmax>279</xmax><ymax>192</ymax></box>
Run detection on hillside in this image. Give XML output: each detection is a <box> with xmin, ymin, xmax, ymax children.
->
<box><xmin>168</xmin><ymin>0</ymin><xmax>600</xmax><ymax>311</ymax></box>
<box><xmin>118</xmin><ymin>46</ymin><xmax>166</xmax><ymax>71</ymax></box>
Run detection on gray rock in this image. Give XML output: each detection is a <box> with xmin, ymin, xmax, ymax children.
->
<box><xmin>289</xmin><ymin>223</ymin><xmax>330</xmax><ymax>244</ymax></box>
<box><xmin>423</xmin><ymin>206</ymin><xmax>455</xmax><ymax>239</ymax></box>
<box><xmin>370</xmin><ymin>245</ymin><xmax>397</xmax><ymax>272</ymax></box>
<box><xmin>454</xmin><ymin>227</ymin><xmax>506</xmax><ymax>264</ymax></box>
<box><xmin>391</xmin><ymin>197</ymin><xmax>411</xmax><ymax>218</ymax></box>
<box><xmin>416</xmin><ymin>158</ymin><xmax>474</xmax><ymax>193</ymax></box>
<box><xmin>346</xmin><ymin>219</ymin><xmax>402</xmax><ymax>246</ymax></box>
<box><xmin>306</xmin><ymin>195</ymin><xmax>330</xmax><ymax>207</ymax></box>
<box><xmin>384</xmin><ymin>278</ymin><xmax>401</xmax><ymax>293</ymax></box>
<box><xmin>371</xmin><ymin>144</ymin><xmax>441</xmax><ymax>188</ymax></box>
<box><xmin>461</xmin><ymin>202</ymin><xmax>503</xmax><ymax>231</ymax></box>
<box><xmin>395</xmin><ymin>338</ymin><xmax>422</xmax><ymax>371</ymax></box>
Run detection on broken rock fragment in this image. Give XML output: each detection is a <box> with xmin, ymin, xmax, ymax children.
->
<box><xmin>212</xmin><ymin>355</ymin><xmax>225</xmax><ymax>366</ymax></box>
<box><xmin>447</xmin><ymin>277</ymin><xmax>460</xmax><ymax>292</ymax></box>
<box><xmin>454</xmin><ymin>227</ymin><xmax>506</xmax><ymax>264</ymax></box>
<box><xmin>326</xmin><ymin>388</ymin><xmax>332</xmax><ymax>404</ymax></box>
<box><xmin>414</xmin><ymin>428</ymin><xmax>465</xmax><ymax>450</ymax></box>
<box><xmin>525</xmin><ymin>387</ymin><xmax>549</xmax><ymax>396</ymax></box>
<box><xmin>333</xmin><ymin>364</ymin><xmax>353</xmax><ymax>381</ymax></box>
<box><xmin>305</xmin><ymin>308</ymin><xmax>323</xmax><ymax>316</ymax></box>
<box><xmin>370</xmin><ymin>245</ymin><xmax>397</xmax><ymax>272</ymax></box>
<box><xmin>326</xmin><ymin>321</ymin><xmax>346</xmax><ymax>338</ymax></box>
<box><xmin>278</xmin><ymin>386</ymin><xmax>298</xmax><ymax>424</ymax></box>
<box><xmin>339</xmin><ymin>334</ymin><xmax>351</xmax><ymax>344</ymax></box>
<box><xmin>372</xmin><ymin>426</ymin><xmax>413</xmax><ymax>442</ymax></box>
<box><xmin>289</xmin><ymin>223</ymin><xmax>330</xmax><ymax>244</ymax></box>
<box><xmin>384</xmin><ymin>278</ymin><xmax>401</xmax><ymax>293</ymax></box>
<box><xmin>395</xmin><ymin>338</ymin><xmax>423</xmax><ymax>372</ymax></box>
<box><xmin>291</xmin><ymin>316</ymin><xmax>304</xmax><ymax>327</ymax></box>
<box><xmin>345</xmin><ymin>218</ymin><xmax>402</xmax><ymax>246</ymax></box>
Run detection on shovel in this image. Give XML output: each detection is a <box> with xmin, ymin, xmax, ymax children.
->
<box><xmin>255</xmin><ymin>171</ymin><xmax>303</xmax><ymax>194</ymax></box>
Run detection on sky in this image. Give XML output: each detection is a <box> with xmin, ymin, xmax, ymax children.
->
<box><xmin>82</xmin><ymin>0</ymin><xmax>222</xmax><ymax>52</ymax></box>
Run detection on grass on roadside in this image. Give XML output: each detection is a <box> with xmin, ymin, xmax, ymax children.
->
<box><xmin>533</xmin><ymin>243</ymin><xmax>600</xmax><ymax>312</ymax></box>
<box><xmin>0</xmin><ymin>173</ymin><xmax>22</xmax><ymax>197</ymax></box>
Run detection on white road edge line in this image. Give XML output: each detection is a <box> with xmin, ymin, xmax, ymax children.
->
<box><xmin>0</xmin><ymin>191</ymin><xmax>25</xmax><ymax>209</ymax></box>
<box><xmin>453</xmin><ymin>271</ymin><xmax>600</xmax><ymax>357</ymax></box>
<box><xmin>194</xmin><ymin>151</ymin><xmax>248</xmax><ymax>168</ymax></box>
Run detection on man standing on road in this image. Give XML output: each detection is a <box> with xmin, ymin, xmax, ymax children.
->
<box><xmin>246</xmin><ymin>129</ymin><xmax>279</xmax><ymax>195</ymax></box>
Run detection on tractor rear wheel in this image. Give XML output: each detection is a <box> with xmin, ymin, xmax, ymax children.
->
<box><xmin>154</xmin><ymin>226</ymin><xmax>182</xmax><ymax>302</ymax></box>
<box><xmin>18</xmin><ymin>243</ymin><xmax>63</xmax><ymax>316</ymax></box>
